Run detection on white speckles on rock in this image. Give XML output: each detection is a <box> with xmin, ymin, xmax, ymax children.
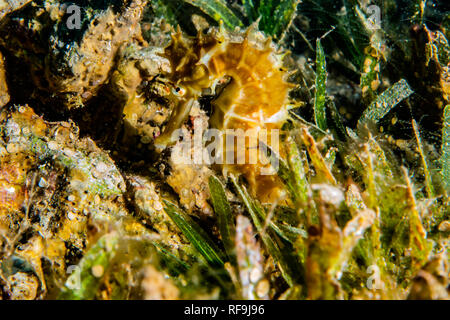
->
<box><xmin>91</xmin><ymin>265</ymin><xmax>104</xmax><ymax>278</ymax></box>
<box><xmin>6</xmin><ymin>143</ymin><xmax>18</xmax><ymax>154</ymax></box>
<box><xmin>96</xmin><ymin>161</ymin><xmax>108</xmax><ymax>173</ymax></box>
<box><xmin>94</xmin><ymin>194</ymin><xmax>101</xmax><ymax>205</ymax></box>
<box><xmin>249</xmin><ymin>267</ymin><xmax>263</xmax><ymax>283</ymax></box>
<box><xmin>21</xmin><ymin>127</ymin><xmax>30</xmax><ymax>136</ymax></box>
<box><xmin>255</xmin><ymin>279</ymin><xmax>270</xmax><ymax>299</ymax></box>
<box><xmin>48</xmin><ymin>141</ymin><xmax>59</xmax><ymax>151</ymax></box>
<box><xmin>438</xmin><ymin>220</ymin><xmax>450</xmax><ymax>232</ymax></box>
<box><xmin>0</xmin><ymin>145</ymin><xmax>6</xmax><ymax>156</ymax></box>
<box><xmin>311</xmin><ymin>184</ymin><xmax>345</xmax><ymax>208</ymax></box>
<box><xmin>38</xmin><ymin>178</ymin><xmax>48</xmax><ymax>188</ymax></box>
<box><xmin>62</xmin><ymin>147</ymin><xmax>76</xmax><ymax>158</ymax></box>
<box><xmin>67</xmin><ymin>212</ymin><xmax>76</xmax><ymax>221</ymax></box>
<box><xmin>181</xmin><ymin>188</ymin><xmax>189</xmax><ymax>198</ymax></box>
<box><xmin>153</xmin><ymin>201</ymin><xmax>163</xmax><ymax>211</ymax></box>
<box><xmin>5</xmin><ymin>186</ymin><xmax>16</xmax><ymax>195</ymax></box>
<box><xmin>92</xmin><ymin>161</ymin><xmax>110</xmax><ymax>179</ymax></box>
<box><xmin>6</xmin><ymin>121</ymin><xmax>21</xmax><ymax>136</ymax></box>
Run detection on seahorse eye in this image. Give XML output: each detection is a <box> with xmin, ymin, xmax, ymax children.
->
<box><xmin>172</xmin><ymin>86</ymin><xmax>186</xmax><ymax>96</ymax></box>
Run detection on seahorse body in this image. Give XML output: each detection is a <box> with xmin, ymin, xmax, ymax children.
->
<box><xmin>156</xmin><ymin>27</ymin><xmax>293</xmax><ymax>203</ymax></box>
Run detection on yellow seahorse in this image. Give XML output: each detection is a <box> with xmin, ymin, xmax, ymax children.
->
<box><xmin>155</xmin><ymin>25</ymin><xmax>293</xmax><ymax>203</ymax></box>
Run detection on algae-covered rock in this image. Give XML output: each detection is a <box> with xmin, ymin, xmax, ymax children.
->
<box><xmin>0</xmin><ymin>0</ymin><xmax>147</xmax><ymax>110</ymax></box>
<box><xmin>106</xmin><ymin>43</ymin><xmax>172</xmax><ymax>152</ymax></box>
<box><xmin>165</xmin><ymin>105</ymin><xmax>214</xmax><ymax>216</ymax></box>
<box><xmin>0</xmin><ymin>0</ymin><xmax>31</xmax><ymax>21</ymax></box>
<box><xmin>0</xmin><ymin>105</ymin><xmax>128</xmax><ymax>298</ymax></box>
